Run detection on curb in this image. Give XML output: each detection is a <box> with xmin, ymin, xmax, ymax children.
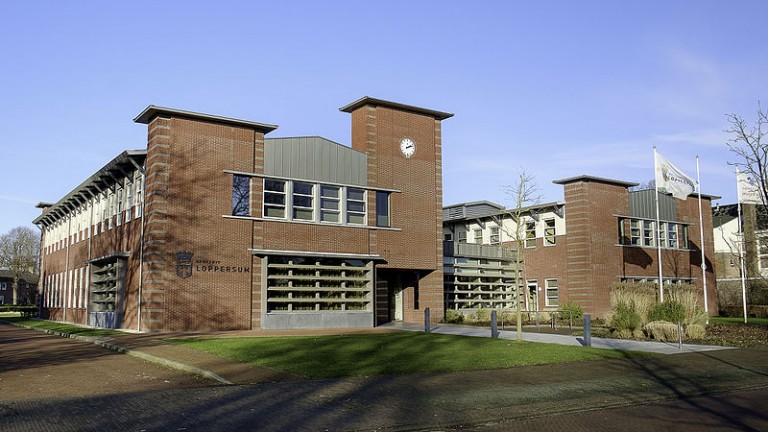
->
<box><xmin>2</xmin><ymin>320</ymin><xmax>233</xmax><ymax>385</ymax></box>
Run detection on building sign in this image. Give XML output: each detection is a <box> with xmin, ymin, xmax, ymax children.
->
<box><xmin>176</xmin><ymin>251</ymin><xmax>193</xmax><ymax>279</ymax></box>
<box><xmin>174</xmin><ymin>251</ymin><xmax>250</xmax><ymax>278</ymax></box>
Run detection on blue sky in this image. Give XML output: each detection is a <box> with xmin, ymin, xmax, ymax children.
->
<box><xmin>1</xmin><ymin>1</ymin><xmax>766</xmax><ymax>234</ymax></box>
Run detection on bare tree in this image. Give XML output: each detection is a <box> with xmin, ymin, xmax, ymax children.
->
<box><xmin>499</xmin><ymin>168</ymin><xmax>542</xmax><ymax>341</ymax></box>
<box><xmin>726</xmin><ymin>102</ymin><xmax>768</xmax><ymax>305</ymax></box>
<box><xmin>0</xmin><ymin>226</ymin><xmax>40</xmax><ymax>305</ymax></box>
<box><xmin>726</xmin><ymin>102</ymin><xmax>768</xmax><ymax>206</ymax></box>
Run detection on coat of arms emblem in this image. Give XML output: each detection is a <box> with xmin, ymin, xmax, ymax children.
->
<box><xmin>176</xmin><ymin>251</ymin><xmax>194</xmax><ymax>278</ymax></box>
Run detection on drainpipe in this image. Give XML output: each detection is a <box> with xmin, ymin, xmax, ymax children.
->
<box><xmin>137</xmin><ymin>172</ymin><xmax>146</xmax><ymax>332</ymax></box>
<box><xmin>64</xmin><ymin>213</ymin><xmax>71</xmax><ymax>322</ymax></box>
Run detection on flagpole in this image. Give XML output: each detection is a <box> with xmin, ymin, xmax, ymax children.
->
<box><xmin>696</xmin><ymin>156</ymin><xmax>709</xmax><ymax>318</ymax></box>
<box><xmin>654</xmin><ymin>147</ymin><xmax>664</xmax><ymax>302</ymax></box>
<box><xmin>736</xmin><ymin>169</ymin><xmax>749</xmax><ymax>324</ymax></box>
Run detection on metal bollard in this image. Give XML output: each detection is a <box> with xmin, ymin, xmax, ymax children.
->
<box><xmin>424</xmin><ymin>307</ymin><xmax>430</xmax><ymax>333</ymax></box>
<box><xmin>678</xmin><ymin>320</ymin><xmax>682</xmax><ymax>350</ymax></box>
<box><xmin>583</xmin><ymin>314</ymin><xmax>592</xmax><ymax>347</ymax></box>
<box><xmin>491</xmin><ymin>310</ymin><xmax>499</xmax><ymax>338</ymax></box>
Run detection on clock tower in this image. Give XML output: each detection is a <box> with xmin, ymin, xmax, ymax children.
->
<box><xmin>341</xmin><ymin>97</ymin><xmax>453</xmax><ymax>324</ymax></box>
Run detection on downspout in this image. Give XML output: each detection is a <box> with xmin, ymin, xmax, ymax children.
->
<box><xmin>86</xmin><ymin>198</ymin><xmax>94</xmax><ymax>322</ymax></box>
<box><xmin>64</xmin><ymin>213</ymin><xmax>72</xmax><ymax>321</ymax></box>
<box><xmin>137</xmin><ymin>171</ymin><xmax>146</xmax><ymax>332</ymax></box>
<box><xmin>35</xmin><ymin>223</ymin><xmax>44</xmax><ymax>318</ymax></box>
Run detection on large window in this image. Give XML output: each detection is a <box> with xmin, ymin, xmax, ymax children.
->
<box><xmin>264</xmin><ymin>179</ymin><xmax>286</xmax><ymax>218</ymax></box>
<box><xmin>376</xmin><ymin>191</ymin><xmax>390</xmax><ymax>227</ymax></box>
<box><xmin>232</xmin><ymin>175</ymin><xmax>250</xmax><ymax>216</ymax></box>
<box><xmin>545</xmin><ymin>279</ymin><xmax>559</xmax><ymax>307</ymax></box>
<box><xmin>621</xmin><ymin>218</ymin><xmax>688</xmax><ymax>250</ymax></box>
<box><xmin>260</xmin><ymin>179</ymin><xmax>385</xmax><ymax>227</ymax></box>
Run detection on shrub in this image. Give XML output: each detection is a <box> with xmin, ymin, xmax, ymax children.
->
<box><xmin>444</xmin><ymin>309</ymin><xmax>464</xmax><ymax>324</ymax></box>
<box><xmin>560</xmin><ymin>301</ymin><xmax>583</xmax><ymax>322</ymax></box>
<box><xmin>647</xmin><ymin>301</ymin><xmax>686</xmax><ymax>324</ymax></box>
<box><xmin>610</xmin><ymin>302</ymin><xmax>643</xmax><ymax>335</ymax></box>
<box><xmin>685</xmin><ymin>324</ymin><xmax>706</xmax><ymax>339</ymax></box>
<box><xmin>609</xmin><ymin>282</ymin><xmax>657</xmax><ymax>322</ymax></box>
<box><xmin>666</xmin><ymin>283</ymin><xmax>708</xmax><ymax>326</ymax></box>
<box><xmin>474</xmin><ymin>308</ymin><xmax>490</xmax><ymax>324</ymax></box>
<box><xmin>645</xmin><ymin>321</ymin><xmax>679</xmax><ymax>341</ymax></box>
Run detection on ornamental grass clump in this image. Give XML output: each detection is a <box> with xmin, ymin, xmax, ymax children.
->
<box><xmin>609</xmin><ymin>301</ymin><xmax>644</xmax><ymax>338</ymax></box>
<box><xmin>609</xmin><ymin>281</ymin><xmax>657</xmax><ymax>322</ymax></box>
<box><xmin>685</xmin><ymin>324</ymin><xmax>706</xmax><ymax>340</ymax></box>
<box><xmin>666</xmin><ymin>283</ymin><xmax>708</xmax><ymax>326</ymax></box>
<box><xmin>647</xmin><ymin>300</ymin><xmax>686</xmax><ymax>324</ymax></box>
<box><xmin>644</xmin><ymin>320</ymin><xmax>679</xmax><ymax>341</ymax></box>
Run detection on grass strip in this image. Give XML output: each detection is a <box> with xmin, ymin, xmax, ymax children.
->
<box><xmin>168</xmin><ymin>332</ymin><xmax>651</xmax><ymax>379</ymax></box>
<box><xmin>0</xmin><ymin>315</ymin><xmax>123</xmax><ymax>337</ymax></box>
<box><xmin>709</xmin><ymin>316</ymin><xmax>768</xmax><ymax>327</ymax></box>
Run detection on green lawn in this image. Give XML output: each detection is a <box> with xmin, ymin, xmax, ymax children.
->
<box><xmin>0</xmin><ymin>316</ymin><xmax>123</xmax><ymax>337</ymax></box>
<box><xmin>710</xmin><ymin>316</ymin><xmax>768</xmax><ymax>327</ymax></box>
<box><xmin>169</xmin><ymin>332</ymin><xmax>649</xmax><ymax>379</ymax></box>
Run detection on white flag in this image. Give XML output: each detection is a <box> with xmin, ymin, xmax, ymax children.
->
<box><xmin>655</xmin><ymin>151</ymin><xmax>695</xmax><ymax>200</ymax></box>
<box><xmin>737</xmin><ymin>170</ymin><xmax>765</xmax><ymax>205</ymax></box>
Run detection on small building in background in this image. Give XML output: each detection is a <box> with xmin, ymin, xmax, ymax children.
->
<box><xmin>443</xmin><ymin>176</ymin><xmax>719</xmax><ymax>318</ymax></box>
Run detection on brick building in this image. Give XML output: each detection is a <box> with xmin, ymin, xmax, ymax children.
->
<box><xmin>0</xmin><ymin>270</ymin><xmax>37</xmax><ymax>305</ymax></box>
<box><xmin>443</xmin><ymin>176</ymin><xmax>718</xmax><ymax>318</ymax></box>
<box><xmin>713</xmin><ymin>203</ymin><xmax>768</xmax><ymax>309</ymax></box>
<box><xmin>33</xmin><ymin>97</ymin><xmax>452</xmax><ymax>331</ymax></box>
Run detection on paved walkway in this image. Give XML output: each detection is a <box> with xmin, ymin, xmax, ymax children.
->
<box><xmin>389</xmin><ymin>322</ymin><xmax>734</xmax><ymax>354</ymax></box>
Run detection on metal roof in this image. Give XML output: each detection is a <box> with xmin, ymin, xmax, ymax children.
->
<box><xmin>33</xmin><ymin>150</ymin><xmax>147</xmax><ymax>227</ymax></box>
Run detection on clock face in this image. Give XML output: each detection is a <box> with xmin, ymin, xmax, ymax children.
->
<box><xmin>400</xmin><ymin>138</ymin><xmax>416</xmax><ymax>158</ymax></box>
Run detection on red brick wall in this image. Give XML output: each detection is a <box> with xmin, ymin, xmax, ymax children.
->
<box><xmin>147</xmin><ymin>116</ymin><xmax>261</xmax><ymax>331</ymax></box>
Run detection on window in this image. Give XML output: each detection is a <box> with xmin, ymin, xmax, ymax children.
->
<box><xmin>642</xmin><ymin>220</ymin><xmax>654</xmax><ymax>246</ymax></box>
<box><xmin>456</xmin><ymin>230</ymin><xmax>467</xmax><ymax>243</ymax></box>
<box><xmin>490</xmin><ymin>226</ymin><xmax>500</xmax><ymax>245</ymax></box>
<box><xmin>116</xmin><ymin>187</ymin><xmax>123</xmax><ymax>226</ymax></box>
<box><xmin>292</xmin><ymin>182</ymin><xmax>314</xmax><ymax>220</ymax></box>
<box><xmin>135</xmin><ymin>175</ymin><xmax>143</xmax><ymax>218</ymax></box>
<box><xmin>376</xmin><ymin>191</ymin><xmax>390</xmax><ymax>227</ymax></box>
<box><xmin>474</xmin><ymin>229</ymin><xmax>483</xmax><ymax>244</ymax></box>
<box><xmin>525</xmin><ymin>220</ymin><xmax>536</xmax><ymax>248</ymax></box>
<box><xmin>232</xmin><ymin>175</ymin><xmax>250</xmax><ymax>216</ymax></box>
<box><xmin>0</xmin><ymin>282</ymin><xmax>6</xmax><ymax>290</ymax></box>
<box><xmin>545</xmin><ymin>279</ymin><xmax>559</xmax><ymax>307</ymax></box>
<box><xmin>347</xmin><ymin>188</ymin><xmax>366</xmax><ymax>224</ymax></box>
<box><xmin>125</xmin><ymin>181</ymin><xmax>133</xmax><ymax>223</ymax></box>
<box><xmin>760</xmin><ymin>238</ymin><xmax>768</xmax><ymax>272</ymax></box>
<box><xmin>107</xmin><ymin>192</ymin><xmax>114</xmax><ymax>230</ymax></box>
<box><xmin>320</xmin><ymin>185</ymin><xmax>340</xmax><ymax>223</ymax></box>
<box><xmin>264</xmin><ymin>179</ymin><xmax>286</xmax><ymax>218</ymax></box>
<box><xmin>544</xmin><ymin>219</ymin><xmax>556</xmax><ymax>246</ymax></box>
<box><xmin>444</xmin><ymin>233</ymin><xmax>453</xmax><ymax>241</ymax></box>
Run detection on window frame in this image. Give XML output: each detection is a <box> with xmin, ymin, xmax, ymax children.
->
<box><xmin>544</xmin><ymin>218</ymin><xmax>556</xmax><ymax>246</ymax></box>
<box><xmin>545</xmin><ymin>278</ymin><xmax>559</xmax><ymax>307</ymax></box>
<box><xmin>346</xmin><ymin>187</ymin><xmax>367</xmax><ymax>225</ymax></box>
<box><xmin>263</xmin><ymin>179</ymin><xmax>287</xmax><ymax>219</ymax></box>
<box><xmin>232</xmin><ymin>175</ymin><xmax>251</xmax><ymax>216</ymax></box>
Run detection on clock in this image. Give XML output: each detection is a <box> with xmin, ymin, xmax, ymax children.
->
<box><xmin>399</xmin><ymin>137</ymin><xmax>416</xmax><ymax>158</ymax></box>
